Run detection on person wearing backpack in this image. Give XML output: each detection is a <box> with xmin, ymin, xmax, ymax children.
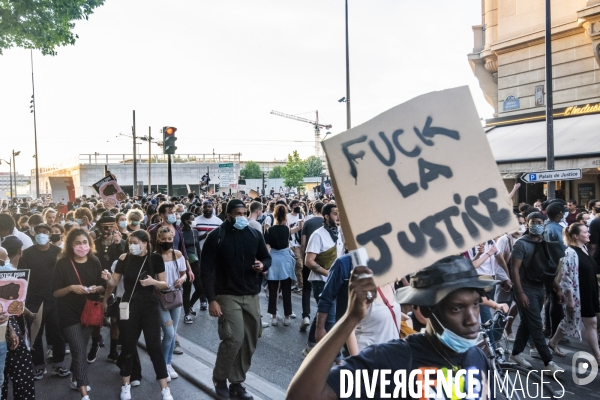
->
<box><xmin>201</xmin><ymin>199</ymin><xmax>272</xmax><ymax>400</ymax></box>
<box><xmin>509</xmin><ymin>211</ymin><xmax>565</xmax><ymax>375</ymax></box>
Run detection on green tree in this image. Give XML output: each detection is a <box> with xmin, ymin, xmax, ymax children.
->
<box><xmin>239</xmin><ymin>161</ymin><xmax>263</xmax><ymax>179</ymax></box>
<box><xmin>304</xmin><ymin>156</ymin><xmax>323</xmax><ymax>177</ymax></box>
<box><xmin>281</xmin><ymin>151</ymin><xmax>306</xmax><ymax>189</ymax></box>
<box><xmin>0</xmin><ymin>0</ymin><xmax>105</xmax><ymax>56</ymax></box>
<box><xmin>268</xmin><ymin>166</ymin><xmax>283</xmax><ymax>179</ymax></box>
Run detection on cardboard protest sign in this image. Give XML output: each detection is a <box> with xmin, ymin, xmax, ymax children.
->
<box><xmin>0</xmin><ymin>270</ymin><xmax>29</xmax><ymax>316</ymax></box>
<box><xmin>92</xmin><ymin>175</ymin><xmax>128</xmax><ymax>208</ymax></box>
<box><xmin>248</xmin><ymin>189</ymin><xmax>259</xmax><ymax>198</ymax></box>
<box><xmin>322</xmin><ymin>86</ymin><xmax>518</xmax><ymax>286</ymax></box>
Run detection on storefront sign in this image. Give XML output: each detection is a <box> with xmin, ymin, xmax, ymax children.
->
<box><xmin>578</xmin><ymin>183</ymin><xmax>596</xmax><ymax>209</ymax></box>
<box><xmin>564</xmin><ymin>103</ymin><xmax>600</xmax><ymax>116</ymax></box>
<box><xmin>521</xmin><ymin>168</ymin><xmax>582</xmax><ymax>183</ymax></box>
<box><xmin>503</xmin><ymin>95</ymin><xmax>520</xmax><ymax>111</ymax></box>
<box><xmin>322</xmin><ymin>86</ymin><xmax>517</xmax><ymax>286</ymax></box>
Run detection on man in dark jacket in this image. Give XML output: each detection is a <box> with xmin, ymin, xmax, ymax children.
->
<box><xmin>201</xmin><ymin>199</ymin><xmax>271</xmax><ymax>400</ymax></box>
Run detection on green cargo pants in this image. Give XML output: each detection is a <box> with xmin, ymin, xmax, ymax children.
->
<box><xmin>213</xmin><ymin>294</ymin><xmax>262</xmax><ymax>383</ymax></box>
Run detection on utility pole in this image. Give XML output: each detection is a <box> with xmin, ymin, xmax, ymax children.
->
<box><xmin>148</xmin><ymin>126</ymin><xmax>152</xmax><ymax>195</ymax></box>
<box><xmin>545</xmin><ymin>0</ymin><xmax>555</xmax><ymax>199</ymax></box>
<box><xmin>345</xmin><ymin>0</ymin><xmax>351</xmax><ymax>130</ymax></box>
<box><xmin>12</xmin><ymin>151</ymin><xmax>20</xmax><ymax>198</ymax></box>
<box><xmin>167</xmin><ymin>154</ymin><xmax>172</xmax><ymax>196</ymax></box>
<box><xmin>132</xmin><ymin>111</ymin><xmax>137</xmax><ymax>197</ymax></box>
<box><xmin>30</xmin><ymin>50</ymin><xmax>40</xmax><ymax>199</ymax></box>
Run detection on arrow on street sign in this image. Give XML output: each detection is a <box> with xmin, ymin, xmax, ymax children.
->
<box><xmin>520</xmin><ymin>168</ymin><xmax>582</xmax><ymax>183</ymax></box>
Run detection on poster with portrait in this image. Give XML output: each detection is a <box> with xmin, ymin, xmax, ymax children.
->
<box><xmin>92</xmin><ymin>175</ymin><xmax>128</xmax><ymax>208</ymax></box>
<box><xmin>0</xmin><ymin>270</ymin><xmax>29</xmax><ymax>316</ymax></box>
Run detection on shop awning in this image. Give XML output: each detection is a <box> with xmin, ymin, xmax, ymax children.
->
<box><xmin>486</xmin><ymin>113</ymin><xmax>600</xmax><ymax>174</ymax></box>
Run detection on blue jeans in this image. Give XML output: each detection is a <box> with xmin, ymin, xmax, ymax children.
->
<box><xmin>0</xmin><ymin>341</ymin><xmax>7</xmax><ymax>387</ymax></box>
<box><xmin>159</xmin><ymin>306</ymin><xmax>181</xmax><ymax>365</ymax></box>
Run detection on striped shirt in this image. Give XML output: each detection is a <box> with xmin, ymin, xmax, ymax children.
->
<box><xmin>193</xmin><ymin>215</ymin><xmax>223</xmax><ymax>250</ymax></box>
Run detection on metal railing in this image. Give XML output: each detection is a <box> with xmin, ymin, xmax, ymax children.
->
<box><xmin>78</xmin><ymin>153</ymin><xmax>241</xmax><ymax>165</ymax></box>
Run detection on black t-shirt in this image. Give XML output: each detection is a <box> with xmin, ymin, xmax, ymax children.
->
<box><xmin>265</xmin><ymin>225</ymin><xmax>290</xmax><ymax>250</ymax></box>
<box><xmin>511</xmin><ymin>235</ymin><xmax>543</xmax><ymax>285</ymax></box>
<box><xmin>115</xmin><ymin>253</ymin><xmax>165</xmax><ymax>302</ymax></box>
<box><xmin>327</xmin><ymin>333</ymin><xmax>491</xmax><ymax>399</ymax></box>
<box><xmin>301</xmin><ymin>216</ymin><xmax>324</xmax><ymax>243</ymax></box>
<box><xmin>21</xmin><ymin>244</ymin><xmax>62</xmax><ymax>310</ymax></box>
<box><xmin>588</xmin><ymin>218</ymin><xmax>600</xmax><ymax>266</ymax></box>
<box><xmin>52</xmin><ymin>257</ymin><xmax>105</xmax><ymax>329</ymax></box>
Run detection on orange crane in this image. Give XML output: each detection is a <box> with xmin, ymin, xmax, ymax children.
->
<box><xmin>270</xmin><ymin>110</ymin><xmax>332</xmax><ymax>157</ymax></box>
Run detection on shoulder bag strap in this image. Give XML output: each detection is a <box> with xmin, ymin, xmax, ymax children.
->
<box><xmin>70</xmin><ymin>259</ymin><xmax>84</xmax><ymax>286</ymax></box>
<box><xmin>377</xmin><ymin>286</ymin><xmax>399</xmax><ymax>336</ymax></box>
<box><xmin>126</xmin><ymin>256</ymin><xmax>148</xmax><ymax>302</ymax></box>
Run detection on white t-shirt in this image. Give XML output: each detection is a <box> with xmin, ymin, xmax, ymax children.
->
<box><xmin>193</xmin><ymin>215</ymin><xmax>223</xmax><ymax>250</ymax></box>
<box><xmin>164</xmin><ymin>254</ymin><xmax>187</xmax><ymax>287</ymax></box>
<box><xmin>0</xmin><ymin>228</ymin><xmax>33</xmax><ymax>250</ymax></box>
<box><xmin>287</xmin><ymin>213</ymin><xmax>302</xmax><ymax>248</ymax></box>
<box><xmin>467</xmin><ymin>240</ymin><xmax>497</xmax><ymax>277</ymax></box>
<box><xmin>305</xmin><ymin>227</ymin><xmax>345</xmax><ymax>282</ymax></box>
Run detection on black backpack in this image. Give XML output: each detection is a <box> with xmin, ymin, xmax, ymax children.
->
<box><xmin>526</xmin><ymin>240</ymin><xmax>564</xmax><ymax>283</ymax></box>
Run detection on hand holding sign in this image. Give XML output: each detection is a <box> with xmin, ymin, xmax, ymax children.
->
<box><xmin>322</xmin><ymin>86</ymin><xmax>518</xmax><ymax>286</ymax></box>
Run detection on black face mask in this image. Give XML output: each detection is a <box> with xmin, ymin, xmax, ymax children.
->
<box><xmin>50</xmin><ymin>234</ymin><xmax>61</xmax><ymax>243</ymax></box>
<box><xmin>595</xmin><ymin>207</ymin><xmax>600</xmax><ymax>214</ymax></box>
<box><xmin>159</xmin><ymin>241</ymin><xmax>173</xmax><ymax>251</ymax></box>
<box><xmin>101</xmin><ymin>227</ymin><xmax>112</xmax><ymax>239</ymax></box>
<box><xmin>293</xmin><ymin>207</ymin><xmax>301</xmax><ymax>214</ymax></box>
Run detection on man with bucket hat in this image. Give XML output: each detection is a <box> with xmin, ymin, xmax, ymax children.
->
<box><xmin>288</xmin><ymin>256</ymin><xmax>497</xmax><ymax>400</ymax></box>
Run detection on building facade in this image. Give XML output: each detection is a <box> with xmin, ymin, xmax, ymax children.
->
<box><xmin>469</xmin><ymin>0</ymin><xmax>600</xmax><ymax>207</ymax></box>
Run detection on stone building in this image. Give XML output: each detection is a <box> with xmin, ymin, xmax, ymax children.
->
<box><xmin>469</xmin><ymin>0</ymin><xmax>600</xmax><ymax>207</ymax></box>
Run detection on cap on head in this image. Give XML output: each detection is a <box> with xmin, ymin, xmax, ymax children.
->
<box><xmin>1</xmin><ymin>236</ymin><xmax>23</xmax><ymax>250</ymax></box>
<box><xmin>226</xmin><ymin>199</ymin><xmax>245</xmax><ymax>214</ymax></box>
<box><xmin>527</xmin><ymin>211</ymin><xmax>545</xmax><ymax>222</ymax></box>
<box><xmin>34</xmin><ymin>223</ymin><xmax>52</xmax><ymax>233</ymax></box>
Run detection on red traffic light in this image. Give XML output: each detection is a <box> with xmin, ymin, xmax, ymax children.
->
<box><xmin>165</xmin><ymin>127</ymin><xmax>177</xmax><ymax>135</ymax></box>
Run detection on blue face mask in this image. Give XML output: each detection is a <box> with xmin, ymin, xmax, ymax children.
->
<box><xmin>432</xmin><ymin>312</ymin><xmax>478</xmax><ymax>353</ymax></box>
<box><xmin>0</xmin><ymin>260</ymin><xmax>15</xmax><ymax>271</ymax></box>
<box><xmin>75</xmin><ymin>219</ymin><xmax>83</xmax><ymax>225</ymax></box>
<box><xmin>167</xmin><ymin>214</ymin><xmax>177</xmax><ymax>224</ymax></box>
<box><xmin>35</xmin><ymin>233</ymin><xmax>50</xmax><ymax>245</ymax></box>
<box><xmin>233</xmin><ymin>216</ymin><xmax>249</xmax><ymax>230</ymax></box>
<box><xmin>529</xmin><ymin>224</ymin><xmax>544</xmax><ymax>235</ymax></box>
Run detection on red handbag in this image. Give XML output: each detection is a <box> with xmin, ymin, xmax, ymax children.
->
<box><xmin>70</xmin><ymin>259</ymin><xmax>104</xmax><ymax>327</ymax></box>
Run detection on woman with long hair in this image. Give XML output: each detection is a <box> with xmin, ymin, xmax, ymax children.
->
<box><xmin>101</xmin><ymin>230</ymin><xmax>173</xmax><ymax>400</ymax></box>
<box><xmin>548</xmin><ymin>223</ymin><xmax>600</xmax><ymax>364</ymax></box>
<box><xmin>264</xmin><ymin>204</ymin><xmax>296</xmax><ymax>326</ymax></box>
<box><xmin>53</xmin><ymin>229</ymin><xmax>105</xmax><ymax>400</ymax></box>
<box><xmin>179</xmin><ymin>212</ymin><xmax>204</xmax><ymax>324</ymax></box>
<box><xmin>115</xmin><ymin>212</ymin><xmax>129</xmax><ymax>241</ymax></box>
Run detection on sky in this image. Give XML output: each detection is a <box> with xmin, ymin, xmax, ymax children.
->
<box><xmin>0</xmin><ymin>0</ymin><xmax>493</xmax><ymax>176</ymax></box>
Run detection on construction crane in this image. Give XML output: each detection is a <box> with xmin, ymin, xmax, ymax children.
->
<box><xmin>270</xmin><ymin>110</ymin><xmax>332</xmax><ymax>157</ymax></box>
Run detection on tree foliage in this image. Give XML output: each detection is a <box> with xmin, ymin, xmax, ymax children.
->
<box><xmin>281</xmin><ymin>151</ymin><xmax>306</xmax><ymax>189</ymax></box>
<box><xmin>0</xmin><ymin>0</ymin><xmax>105</xmax><ymax>56</ymax></box>
<box><xmin>239</xmin><ymin>161</ymin><xmax>263</xmax><ymax>179</ymax></box>
<box><xmin>304</xmin><ymin>156</ymin><xmax>323</xmax><ymax>177</ymax></box>
<box><xmin>268</xmin><ymin>166</ymin><xmax>283</xmax><ymax>179</ymax></box>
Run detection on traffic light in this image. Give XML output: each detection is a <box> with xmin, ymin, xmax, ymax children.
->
<box><xmin>163</xmin><ymin>126</ymin><xmax>178</xmax><ymax>155</ymax></box>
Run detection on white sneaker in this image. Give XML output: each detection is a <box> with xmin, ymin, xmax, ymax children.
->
<box><xmin>131</xmin><ymin>380</ymin><xmax>141</xmax><ymax>387</ymax></box>
<box><xmin>167</xmin><ymin>364</ymin><xmax>178</xmax><ymax>379</ymax></box>
<box><xmin>82</xmin><ymin>396</ymin><xmax>90</xmax><ymax>400</ymax></box>
<box><xmin>300</xmin><ymin>316</ymin><xmax>310</xmax><ymax>331</ymax></box>
<box><xmin>70</xmin><ymin>380</ymin><xmax>91</xmax><ymax>391</ymax></box>
<box><xmin>120</xmin><ymin>383</ymin><xmax>131</xmax><ymax>400</ymax></box>
<box><xmin>530</xmin><ymin>348</ymin><xmax>541</xmax><ymax>359</ymax></box>
<box><xmin>509</xmin><ymin>354</ymin><xmax>532</xmax><ymax>368</ymax></box>
<box><xmin>261</xmin><ymin>319</ymin><xmax>269</xmax><ymax>328</ymax></box>
<box><xmin>271</xmin><ymin>317</ymin><xmax>278</xmax><ymax>326</ymax></box>
<box><xmin>283</xmin><ymin>317</ymin><xmax>291</xmax><ymax>326</ymax></box>
<box><xmin>544</xmin><ymin>361</ymin><xmax>565</xmax><ymax>375</ymax></box>
<box><xmin>289</xmin><ymin>312</ymin><xmax>297</xmax><ymax>319</ymax></box>
<box><xmin>161</xmin><ymin>387</ymin><xmax>174</xmax><ymax>400</ymax></box>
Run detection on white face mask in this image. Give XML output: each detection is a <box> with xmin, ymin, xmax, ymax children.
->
<box><xmin>129</xmin><ymin>243</ymin><xmax>142</xmax><ymax>256</ymax></box>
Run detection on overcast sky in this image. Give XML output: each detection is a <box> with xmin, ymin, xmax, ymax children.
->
<box><xmin>1</xmin><ymin>0</ymin><xmax>492</xmax><ymax>176</ymax></box>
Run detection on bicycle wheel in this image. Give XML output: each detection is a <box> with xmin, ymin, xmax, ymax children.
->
<box><xmin>491</xmin><ymin>366</ymin><xmax>556</xmax><ymax>400</ymax></box>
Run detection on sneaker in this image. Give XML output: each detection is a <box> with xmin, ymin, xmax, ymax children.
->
<box><xmin>65</xmin><ymin>344</ymin><xmax>70</xmax><ymax>355</ymax></box>
<box><xmin>530</xmin><ymin>348</ymin><xmax>541</xmax><ymax>359</ymax></box>
<box><xmin>184</xmin><ymin>315</ymin><xmax>193</xmax><ymax>324</ymax></box>
<box><xmin>120</xmin><ymin>383</ymin><xmax>131</xmax><ymax>400</ymax></box>
<box><xmin>302</xmin><ymin>344</ymin><xmax>314</xmax><ymax>357</ymax></box>
<box><xmin>82</xmin><ymin>396</ymin><xmax>90</xmax><ymax>400</ymax></box>
<box><xmin>87</xmin><ymin>341</ymin><xmax>100</xmax><ymax>363</ymax></box>
<box><xmin>131</xmin><ymin>380</ymin><xmax>141</xmax><ymax>387</ymax></box>
<box><xmin>300</xmin><ymin>316</ymin><xmax>310</xmax><ymax>331</ymax></box>
<box><xmin>52</xmin><ymin>366</ymin><xmax>70</xmax><ymax>377</ymax></box>
<box><xmin>167</xmin><ymin>364</ymin><xmax>178</xmax><ymax>379</ymax></box>
<box><xmin>70</xmin><ymin>380</ymin><xmax>91</xmax><ymax>391</ymax></box>
<box><xmin>229</xmin><ymin>382</ymin><xmax>253</xmax><ymax>400</ymax></box>
<box><xmin>510</xmin><ymin>354</ymin><xmax>532</xmax><ymax>368</ymax></box>
<box><xmin>261</xmin><ymin>319</ymin><xmax>269</xmax><ymax>328</ymax></box>
<box><xmin>289</xmin><ymin>312</ymin><xmax>297</xmax><ymax>319</ymax></box>
<box><xmin>46</xmin><ymin>349</ymin><xmax>53</xmax><ymax>359</ymax></box>
<box><xmin>173</xmin><ymin>341</ymin><xmax>183</xmax><ymax>355</ymax></box>
<box><xmin>200</xmin><ymin>301</ymin><xmax>208</xmax><ymax>310</ymax></box>
<box><xmin>544</xmin><ymin>361</ymin><xmax>564</xmax><ymax>375</ymax></box>
<box><xmin>33</xmin><ymin>368</ymin><xmax>46</xmax><ymax>380</ymax></box>
<box><xmin>271</xmin><ymin>317</ymin><xmax>278</xmax><ymax>326</ymax></box>
<box><xmin>97</xmin><ymin>335</ymin><xmax>105</xmax><ymax>347</ymax></box>
<box><xmin>292</xmin><ymin>287</ymin><xmax>302</xmax><ymax>295</ymax></box>
<box><xmin>283</xmin><ymin>317</ymin><xmax>291</xmax><ymax>326</ymax></box>
<box><xmin>213</xmin><ymin>379</ymin><xmax>229</xmax><ymax>399</ymax></box>
<box><xmin>161</xmin><ymin>387</ymin><xmax>174</xmax><ymax>400</ymax></box>
<box><xmin>107</xmin><ymin>351</ymin><xmax>119</xmax><ymax>363</ymax></box>
<box><xmin>189</xmin><ymin>308</ymin><xmax>197</xmax><ymax>317</ymax></box>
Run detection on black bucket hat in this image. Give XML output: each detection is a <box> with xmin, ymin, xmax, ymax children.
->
<box><xmin>97</xmin><ymin>211</ymin><xmax>116</xmax><ymax>225</ymax></box>
<box><xmin>395</xmin><ymin>255</ymin><xmax>499</xmax><ymax>307</ymax></box>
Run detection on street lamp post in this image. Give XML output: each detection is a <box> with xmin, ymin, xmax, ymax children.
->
<box><xmin>132</xmin><ymin>110</ymin><xmax>138</xmax><ymax>197</ymax></box>
<box><xmin>12</xmin><ymin>150</ymin><xmax>20</xmax><ymax>199</ymax></box>
<box><xmin>0</xmin><ymin>159</ymin><xmax>13</xmax><ymax>200</ymax></box>
<box><xmin>345</xmin><ymin>0</ymin><xmax>351</xmax><ymax>130</ymax></box>
<box><xmin>30</xmin><ymin>50</ymin><xmax>40</xmax><ymax>199</ymax></box>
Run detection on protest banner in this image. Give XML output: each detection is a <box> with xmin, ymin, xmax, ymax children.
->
<box><xmin>322</xmin><ymin>86</ymin><xmax>518</xmax><ymax>286</ymax></box>
<box><xmin>0</xmin><ymin>270</ymin><xmax>29</xmax><ymax>316</ymax></box>
<box><xmin>248</xmin><ymin>189</ymin><xmax>259</xmax><ymax>198</ymax></box>
<box><xmin>92</xmin><ymin>175</ymin><xmax>128</xmax><ymax>208</ymax></box>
